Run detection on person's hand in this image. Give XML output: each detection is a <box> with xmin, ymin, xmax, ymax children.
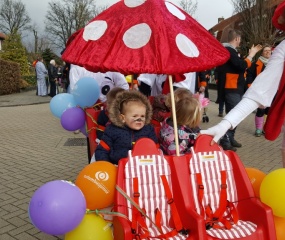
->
<box><xmin>200</xmin><ymin>119</ymin><xmax>232</xmax><ymax>145</ymax></box>
<box><xmin>248</xmin><ymin>44</ymin><xmax>263</xmax><ymax>58</ymax></box>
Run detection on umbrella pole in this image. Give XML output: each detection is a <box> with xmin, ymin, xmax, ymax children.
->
<box><xmin>168</xmin><ymin>75</ymin><xmax>180</xmax><ymax>156</ymax></box>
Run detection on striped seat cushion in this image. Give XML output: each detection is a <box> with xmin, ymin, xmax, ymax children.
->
<box><xmin>189</xmin><ymin>148</ymin><xmax>257</xmax><ymax>239</ymax></box>
<box><xmin>125</xmin><ymin>150</ymin><xmax>186</xmax><ymax>239</ymax></box>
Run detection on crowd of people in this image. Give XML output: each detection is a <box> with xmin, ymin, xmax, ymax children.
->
<box><xmin>34</xmin><ymin>57</ymin><xmax>70</xmax><ymax>97</ymax></box>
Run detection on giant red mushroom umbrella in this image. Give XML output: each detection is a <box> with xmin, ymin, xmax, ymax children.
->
<box><xmin>62</xmin><ymin>0</ymin><xmax>230</xmax><ymax>155</ymax></box>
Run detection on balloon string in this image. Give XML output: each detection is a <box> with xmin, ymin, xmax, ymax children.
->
<box><xmin>115</xmin><ymin>185</ymin><xmax>162</xmax><ymax>233</ymax></box>
<box><xmin>86</xmin><ymin>209</ymin><xmax>130</xmax><ymax>221</ymax></box>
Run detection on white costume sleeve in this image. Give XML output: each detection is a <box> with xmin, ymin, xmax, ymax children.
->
<box><xmin>201</xmin><ymin>40</ymin><xmax>285</xmax><ymax>141</ymax></box>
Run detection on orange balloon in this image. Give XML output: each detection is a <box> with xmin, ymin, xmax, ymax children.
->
<box><xmin>274</xmin><ymin>216</ymin><xmax>285</xmax><ymax>240</ymax></box>
<box><xmin>75</xmin><ymin>161</ymin><xmax>117</xmax><ymax>210</ymax></box>
<box><xmin>245</xmin><ymin>167</ymin><xmax>266</xmax><ymax>197</ymax></box>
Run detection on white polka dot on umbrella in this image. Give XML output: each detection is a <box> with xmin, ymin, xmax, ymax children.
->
<box><xmin>124</xmin><ymin>0</ymin><xmax>146</xmax><ymax>8</ymax></box>
<box><xmin>165</xmin><ymin>2</ymin><xmax>186</xmax><ymax>20</ymax></box>
<box><xmin>83</xmin><ymin>20</ymin><xmax>107</xmax><ymax>41</ymax></box>
<box><xmin>123</xmin><ymin>23</ymin><xmax>152</xmax><ymax>49</ymax></box>
<box><xmin>176</xmin><ymin>33</ymin><xmax>199</xmax><ymax>57</ymax></box>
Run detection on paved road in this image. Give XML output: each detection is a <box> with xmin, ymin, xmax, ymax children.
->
<box><xmin>0</xmin><ymin>89</ymin><xmax>282</xmax><ymax>239</ymax></box>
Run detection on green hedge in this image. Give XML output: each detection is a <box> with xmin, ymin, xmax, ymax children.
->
<box><xmin>22</xmin><ymin>75</ymin><xmax>37</xmax><ymax>86</ymax></box>
<box><xmin>0</xmin><ymin>59</ymin><xmax>21</xmax><ymax>95</ymax></box>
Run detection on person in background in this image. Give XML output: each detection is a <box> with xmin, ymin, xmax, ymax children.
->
<box><xmin>35</xmin><ymin>57</ymin><xmax>48</xmax><ymax>97</ymax></box>
<box><xmin>216</xmin><ymin>29</ymin><xmax>262</xmax><ymax>151</ymax></box>
<box><xmin>214</xmin><ymin>67</ymin><xmax>225</xmax><ymax>117</ymax></box>
<box><xmin>95</xmin><ymin>90</ymin><xmax>158</xmax><ymax>165</ymax></box>
<box><xmin>61</xmin><ymin>62</ymin><xmax>70</xmax><ymax>93</ymax></box>
<box><xmin>245</xmin><ymin>44</ymin><xmax>272</xmax><ymax>136</ymax></box>
<box><xmin>48</xmin><ymin>59</ymin><xmax>58</xmax><ymax>97</ymax></box>
<box><xmin>32</xmin><ymin>58</ymin><xmax>39</xmax><ymax>95</ymax></box>
<box><xmin>196</xmin><ymin>70</ymin><xmax>210</xmax><ymax>122</ymax></box>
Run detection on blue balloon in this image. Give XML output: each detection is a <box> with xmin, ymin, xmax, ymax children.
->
<box><xmin>50</xmin><ymin>93</ymin><xmax>77</xmax><ymax>118</ymax></box>
<box><xmin>72</xmin><ymin>77</ymin><xmax>100</xmax><ymax>108</ymax></box>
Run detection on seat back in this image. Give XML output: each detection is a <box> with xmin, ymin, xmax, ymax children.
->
<box><xmin>114</xmin><ymin>138</ymin><xmax>187</xmax><ymax>239</ymax></box>
<box><xmin>189</xmin><ymin>135</ymin><xmax>258</xmax><ymax>239</ymax></box>
<box><xmin>190</xmin><ymin>137</ymin><xmax>238</xmax><ymax>216</ymax></box>
<box><xmin>125</xmin><ymin>148</ymin><xmax>171</xmax><ymax>228</ymax></box>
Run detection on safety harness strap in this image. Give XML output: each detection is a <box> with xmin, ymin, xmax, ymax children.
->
<box><xmin>99</xmin><ymin>140</ymin><xmax>110</xmax><ymax>151</ymax></box>
<box><xmin>196</xmin><ymin>170</ymin><xmax>239</xmax><ymax>230</ymax></box>
<box><xmin>129</xmin><ymin>176</ymin><xmax>187</xmax><ymax>239</ymax></box>
<box><xmin>160</xmin><ymin>175</ymin><xmax>184</xmax><ymax>232</ymax></box>
<box><xmin>131</xmin><ymin>177</ymin><xmax>149</xmax><ymax>239</ymax></box>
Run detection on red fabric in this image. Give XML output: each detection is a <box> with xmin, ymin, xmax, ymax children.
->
<box><xmin>264</xmin><ymin>62</ymin><xmax>285</xmax><ymax>141</ymax></box>
<box><xmin>272</xmin><ymin>1</ymin><xmax>285</xmax><ymax>31</ymax></box>
<box><xmin>62</xmin><ymin>0</ymin><xmax>229</xmax><ymax>75</ymax></box>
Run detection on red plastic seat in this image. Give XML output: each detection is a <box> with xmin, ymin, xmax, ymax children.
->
<box><xmin>113</xmin><ymin>138</ymin><xmax>190</xmax><ymax>240</ymax></box>
<box><xmin>169</xmin><ymin>134</ymin><xmax>276</xmax><ymax>240</ymax></box>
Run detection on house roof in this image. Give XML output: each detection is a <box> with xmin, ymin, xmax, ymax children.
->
<box><xmin>208</xmin><ymin>0</ymin><xmax>283</xmax><ymax>33</ymax></box>
<box><xmin>0</xmin><ymin>32</ymin><xmax>6</xmax><ymax>40</ymax></box>
<box><xmin>208</xmin><ymin>13</ymin><xmax>241</xmax><ymax>32</ymax></box>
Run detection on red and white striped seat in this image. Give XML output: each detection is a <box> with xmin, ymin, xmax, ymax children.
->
<box><xmin>189</xmin><ymin>147</ymin><xmax>257</xmax><ymax>239</ymax></box>
<box><xmin>124</xmin><ymin>149</ymin><xmax>187</xmax><ymax>239</ymax></box>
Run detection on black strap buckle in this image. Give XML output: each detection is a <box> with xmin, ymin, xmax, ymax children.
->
<box><xmin>205</xmin><ymin>222</ymin><xmax>212</xmax><ymax>230</ymax></box>
<box><xmin>179</xmin><ymin>228</ymin><xmax>189</xmax><ymax>235</ymax></box>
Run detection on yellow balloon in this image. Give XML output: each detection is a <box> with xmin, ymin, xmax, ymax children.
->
<box><xmin>65</xmin><ymin>213</ymin><xmax>113</xmax><ymax>240</ymax></box>
<box><xmin>260</xmin><ymin>168</ymin><xmax>285</xmax><ymax>217</ymax></box>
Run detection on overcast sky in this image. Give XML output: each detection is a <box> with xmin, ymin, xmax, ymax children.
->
<box><xmin>21</xmin><ymin>0</ymin><xmax>234</xmax><ymax>33</ymax></box>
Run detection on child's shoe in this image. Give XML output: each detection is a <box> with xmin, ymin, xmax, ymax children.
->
<box><xmin>255</xmin><ymin>129</ymin><xmax>262</xmax><ymax>137</ymax></box>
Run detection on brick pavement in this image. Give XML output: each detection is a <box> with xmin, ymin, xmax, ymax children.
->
<box><xmin>0</xmin><ymin>89</ymin><xmax>282</xmax><ymax>239</ymax></box>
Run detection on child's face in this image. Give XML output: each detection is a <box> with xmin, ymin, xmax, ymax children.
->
<box><xmin>120</xmin><ymin>102</ymin><xmax>147</xmax><ymax>130</ymax></box>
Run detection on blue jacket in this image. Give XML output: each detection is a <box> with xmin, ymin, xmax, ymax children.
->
<box><xmin>95</xmin><ymin>123</ymin><xmax>158</xmax><ymax>165</ymax></box>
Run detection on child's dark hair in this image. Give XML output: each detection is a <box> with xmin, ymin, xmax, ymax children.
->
<box><xmin>106</xmin><ymin>87</ymin><xmax>125</xmax><ymax>110</ymax></box>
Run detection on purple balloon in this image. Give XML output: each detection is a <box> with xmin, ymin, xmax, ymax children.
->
<box><xmin>60</xmin><ymin>107</ymin><xmax>85</xmax><ymax>131</ymax></box>
<box><xmin>29</xmin><ymin>180</ymin><xmax>86</xmax><ymax>235</ymax></box>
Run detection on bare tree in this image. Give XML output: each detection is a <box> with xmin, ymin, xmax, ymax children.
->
<box><xmin>0</xmin><ymin>0</ymin><xmax>31</xmax><ymax>34</ymax></box>
<box><xmin>45</xmin><ymin>0</ymin><xmax>108</xmax><ymax>50</ymax></box>
<box><xmin>179</xmin><ymin>0</ymin><xmax>198</xmax><ymax>16</ymax></box>
<box><xmin>231</xmin><ymin>0</ymin><xmax>276</xmax><ymax>53</ymax></box>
